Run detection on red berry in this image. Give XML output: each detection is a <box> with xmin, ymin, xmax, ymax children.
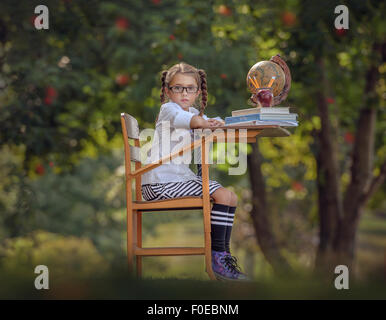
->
<box><xmin>335</xmin><ymin>28</ymin><xmax>347</xmax><ymax>36</ymax></box>
<box><xmin>218</xmin><ymin>5</ymin><xmax>232</xmax><ymax>16</ymax></box>
<box><xmin>169</xmin><ymin>34</ymin><xmax>175</xmax><ymax>41</ymax></box>
<box><xmin>326</xmin><ymin>97</ymin><xmax>335</xmax><ymax>104</ymax></box>
<box><xmin>151</xmin><ymin>0</ymin><xmax>161</xmax><ymax>4</ymax></box>
<box><xmin>344</xmin><ymin>132</ymin><xmax>354</xmax><ymax>144</ymax></box>
<box><xmin>115</xmin><ymin>17</ymin><xmax>129</xmax><ymax>30</ymax></box>
<box><xmin>115</xmin><ymin>74</ymin><xmax>129</xmax><ymax>86</ymax></box>
<box><xmin>281</xmin><ymin>11</ymin><xmax>296</xmax><ymax>26</ymax></box>
<box><xmin>291</xmin><ymin>181</ymin><xmax>304</xmax><ymax>192</ymax></box>
<box><xmin>35</xmin><ymin>164</ymin><xmax>45</xmax><ymax>176</ymax></box>
<box><xmin>30</xmin><ymin>16</ymin><xmax>36</xmax><ymax>26</ymax></box>
<box><xmin>44</xmin><ymin>86</ymin><xmax>57</xmax><ymax>105</ymax></box>
<box><xmin>49</xmin><ymin>161</ymin><xmax>54</xmax><ymax>167</ymax></box>
<box><xmin>177</xmin><ymin>53</ymin><xmax>183</xmax><ymax>60</ymax></box>
<box><xmin>45</xmin><ymin>86</ymin><xmax>57</xmax><ymax>98</ymax></box>
<box><xmin>44</xmin><ymin>96</ymin><xmax>53</xmax><ymax>105</ymax></box>
<box><xmin>220</xmin><ymin>73</ymin><xmax>227</xmax><ymax>79</ymax></box>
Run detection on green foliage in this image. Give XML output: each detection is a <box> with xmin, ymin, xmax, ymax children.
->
<box><xmin>0</xmin><ymin>230</ymin><xmax>108</xmax><ymax>280</ymax></box>
<box><xmin>0</xmin><ymin>0</ymin><xmax>384</xmax><ymax>286</ymax></box>
<box><xmin>0</xmin><ymin>144</ymin><xmax>127</xmax><ymax>267</ymax></box>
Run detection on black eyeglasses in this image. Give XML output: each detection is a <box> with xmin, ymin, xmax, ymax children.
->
<box><xmin>168</xmin><ymin>86</ymin><xmax>199</xmax><ymax>94</ymax></box>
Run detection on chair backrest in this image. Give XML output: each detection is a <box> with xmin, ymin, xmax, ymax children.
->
<box><xmin>121</xmin><ymin>113</ymin><xmax>143</xmax><ymax>201</ymax></box>
<box><xmin>121</xmin><ymin>113</ymin><xmax>141</xmax><ymax>163</ymax></box>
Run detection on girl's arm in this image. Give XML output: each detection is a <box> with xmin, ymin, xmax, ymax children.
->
<box><xmin>190</xmin><ymin>115</ymin><xmax>214</xmax><ymax>129</ymax></box>
<box><xmin>189</xmin><ymin>106</ymin><xmax>225</xmax><ymax>128</ymax></box>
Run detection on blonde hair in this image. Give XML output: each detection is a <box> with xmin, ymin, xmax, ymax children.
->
<box><xmin>155</xmin><ymin>62</ymin><xmax>208</xmax><ymax>123</ymax></box>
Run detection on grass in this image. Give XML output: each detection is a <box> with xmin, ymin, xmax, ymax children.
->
<box><xmin>1</xmin><ymin>211</ymin><xmax>384</xmax><ymax>300</ymax></box>
<box><xmin>141</xmin><ymin>212</ymin><xmax>207</xmax><ymax>280</ymax></box>
<box><xmin>139</xmin><ymin>210</ymin><xmax>386</xmax><ymax>283</ymax></box>
<box><xmin>1</xmin><ymin>269</ymin><xmax>385</xmax><ymax>300</ymax></box>
<box><xmin>356</xmin><ymin>212</ymin><xmax>386</xmax><ymax>280</ymax></box>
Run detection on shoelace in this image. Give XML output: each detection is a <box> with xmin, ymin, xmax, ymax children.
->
<box><xmin>222</xmin><ymin>255</ymin><xmax>243</xmax><ymax>274</ymax></box>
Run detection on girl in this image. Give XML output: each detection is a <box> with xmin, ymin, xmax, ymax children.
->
<box><xmin>141</xmin><ymin>62</ymin><xmax>248</xmax><ymax>281</ymax></box>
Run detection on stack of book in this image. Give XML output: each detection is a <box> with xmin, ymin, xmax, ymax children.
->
<box><xmin>224</xmin><ymin>107</ymin><xmax>298</xmax><ymax>127</ymax></box>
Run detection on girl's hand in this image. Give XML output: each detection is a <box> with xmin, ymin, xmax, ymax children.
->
<box><xmin>207</xmin><ymin>118</ymin><xmax>225</xmax><ymax>127</ymax></box>
<box><xmin>190</xmin><ymin>116</ymin><xmax>224</xmax><ymax>129</ymax></box>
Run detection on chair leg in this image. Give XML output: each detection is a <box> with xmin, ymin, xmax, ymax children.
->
<box><xmin>200</xmin><ymin>141</ymin><xmax>216</xmax><ymax>280</ymax></box>
<box><xmin>136</xmin><ymin>212</ymin><xmax>142</xmax><ymax>278</ymax></box>
<box><xmin>127</xmin><ymin>206</ymin><xmax>134</xmax><ymax>273</ymax></box>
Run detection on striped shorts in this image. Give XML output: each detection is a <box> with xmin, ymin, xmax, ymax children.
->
<box><xmin>142</xmin><ymin>177</ymin><xmax>223</xmax><ymax>201</ymax></box>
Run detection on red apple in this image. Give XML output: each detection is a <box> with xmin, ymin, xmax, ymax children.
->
<box><xmin>115</xmin><ymin>17</ymin><xmax>129</xmax><ymax>30</ymax></box>
<box><xmin>218</xmin><ymin>5</ymin><xmax>232</xmax><ymax>16</ymax></box>
<box><xmin>45</xmin><ymin>86</ymin><xmax>57</xmax><ymax>98</ymax></box>
<box><xmin>44</xmin><ymin>86</ymin><xmax>57</xmax><ymax>105</ymax></box>
<box><xmin>115</xmin><ymin>74</ymin><xmax>129</xmax><ymax>86</ymax></box>
<box><xmin>44</xmin><ymin>96</ymin><xmax>53</xmax><ymax>105</ymax></box>
<box><xmin>291</xmin><ymin>181</ymin><xmax>304</xmax><ymax>192</ymax></box>
<box><xmin>35</xmin><ymin>164</ymin><xmax>45</xmax><ymax>176</ymax></box>
<box><xmin>256</xmin><ymin>89</ymin><xmax>273</xmax><ymax>107</ymax></box>
<box><xmin>326</xmin><ymin>97</ymin><xmax>335</xmax><ymax>104</ymax></box>
<box><xmin>344</xmin><ymin>132</ymin><xmax>354</xmax><ymax>144</ymax></box>
<box><xmin>30</xmin><ymin>16</ymin><xmax>36</xmax><ymax>27</ymax></box>
<box><xmin>281</xmin><ymin>11</ymin><xmax>296</xmax><ymax>27</ymax></box>
<box><xmin>335</xmin><ymin>28</ymin><xmax>347</xmax><ymax>37</ymax></box>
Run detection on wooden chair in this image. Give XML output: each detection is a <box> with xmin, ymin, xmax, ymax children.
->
<box><xmin>120</xmin><ymin>113</ymin><xmax>217</xmax><ymax>280</ymax></box>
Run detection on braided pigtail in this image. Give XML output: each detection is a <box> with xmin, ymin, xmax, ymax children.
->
<box><xmin>156</xmin><ymin>70</ymin><xmax>169</xmax><ymax>123</ymax></box>
<box><xmin>198</xmin><ymin>69</ymin><xmax>207</xmax><ymax>116</ymax></box>
<box><xmin>160</xmin><ymin>70</ymin><xmax>168</xmax><ymax>104</ymax></box>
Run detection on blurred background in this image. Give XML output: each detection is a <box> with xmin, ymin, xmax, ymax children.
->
<box><xmin>0</xmin><ymin>0</ymin><xmax>385</xmax><ymax>299</ymax></box>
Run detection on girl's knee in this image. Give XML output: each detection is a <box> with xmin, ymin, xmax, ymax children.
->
<box><xmin>230</xmin><ymin>191</ymin><xmax>238</xmax><ymax>207</ymax></box>
<box><xmin>211</xmin><ymin>188</ymin><xmax>229</xmax><ymax>205</ymax></box>
<box><xmin>212</xmin><ymin>188</ymin><xmax>237</xmax><ymax>207</ymax></box>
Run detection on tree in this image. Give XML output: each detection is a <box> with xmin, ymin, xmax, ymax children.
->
<box><xmin>0</xmin><ymin>0</ymin><xmax>384</xmax><ymax>278</ymax></box>
<box><xmin>246</xmin><ymin>0</ymin><xmax>385</xmax><ymax>275</ymax></box>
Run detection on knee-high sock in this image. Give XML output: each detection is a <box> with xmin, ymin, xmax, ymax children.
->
<box><xmin>225</xmin><ymin>206</ymin><xmax>236</xmax><ymax>253</ymax></box>
<box><xmin>197</xmin><ymin>164</ymin><xmax>202</xmax><ymax>177</ymax></box>
<box><xmin>210</xmin><ymin>203</ymin><xmax>230</xmax><ymax>252</ymax></box>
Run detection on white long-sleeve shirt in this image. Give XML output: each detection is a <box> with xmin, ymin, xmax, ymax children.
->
<box><xmin>141</xmin><ymin>102</ymin><xmax>216</xmax><ymax>185</ymax></box>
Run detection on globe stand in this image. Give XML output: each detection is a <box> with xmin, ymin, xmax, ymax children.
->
<box><xmin>270</xmin><ymin>54</ymin><xmax>292</xmax><ymax>106</ymax></box>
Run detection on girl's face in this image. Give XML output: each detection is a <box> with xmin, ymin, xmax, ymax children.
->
<box><xmin>165</xmin><ymin>73</ymin><xmax>200</xmax><ymax>111</ymax></box>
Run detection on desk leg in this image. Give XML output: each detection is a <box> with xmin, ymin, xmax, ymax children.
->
<box><xmin>201</xmin><ymin>136</ymin><xmax>217</xmax><ymax>280</ymax></box>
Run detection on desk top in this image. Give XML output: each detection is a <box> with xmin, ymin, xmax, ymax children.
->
<box><xmin>208</xmin><ymin>125</ymin><xmax>291</xmax><ymax>137</ymax></box>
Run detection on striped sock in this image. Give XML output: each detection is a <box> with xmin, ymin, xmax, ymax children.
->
<box><xmin>196</xmin><ymin>164</ymin><xmax>202</xmax><ymax>177</ymax></box>
<box><xmin>225</xmin><ymin>206</ymin><xmax>236</xmax><ymax>253</ymax></box>
<box><xmin>210</xmin><ymin>203</ymin><xmax>230</xmax><ymax>252</ymax></box>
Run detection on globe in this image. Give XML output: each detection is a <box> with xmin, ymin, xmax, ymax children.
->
<box><xmin>246</xmin><ymin>60</ymin><xmax>286</xmax><ymax>97</ymax></box>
